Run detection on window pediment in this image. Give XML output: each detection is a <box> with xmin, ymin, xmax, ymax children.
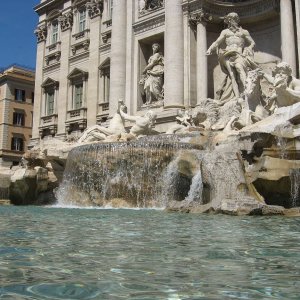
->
<box><xmin>99</xmin><ymin>57</ymin><xmax>110</xmax><ymax>69</ymax></box>
<box><xmin>47</xmin><ymin>9</ymin><xmax>61</xmax><ymax>22</ymax></box>
<box><xmin>68</xmin><ymin>68</ymin><xmax>89</xmax><ymax>81</ymax></box>
<box><xmin>41</xmin><ymin>77</ymin><xmax>59</xmax><ymax>89</ymax></box>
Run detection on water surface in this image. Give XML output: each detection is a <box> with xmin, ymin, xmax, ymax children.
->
<box><xmin>0</xmin><ymin>206</ymin><xmax>300</xmax><ymax>299</ymax></box>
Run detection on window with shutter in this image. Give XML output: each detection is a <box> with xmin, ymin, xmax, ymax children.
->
<box><xmin>52</xmin><ymin>22</ymin><xmax>59</xmax><ymax>44</ymax></box>
<box><xmin>15</xmin><ymin>89</ymin><xmax>25</xmax><ymax>101</ymax></box>
<box><xmin>46</xmin><ymin>91</ymin><xmax>55</xmax><ymax>115</ymax></box>
<box><xmin>74</xmin><ymin>83</ymin><xmax>83</xmax><ymax>109</ymax></box>
<box><xmin>79</xmin><ymin>9</ymin><xmax>86</xmax><ymax>32</ymax></box>
<box><xmin>11</xmin><ymin>137</ymin><xmax>24</xmax><ymax>151</ymax></box>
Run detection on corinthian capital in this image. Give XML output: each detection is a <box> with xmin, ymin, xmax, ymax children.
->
<box><xmin>58</xmin><ymin>12</ymin><xmax>73</xmax><ymax>31</ymax></box>
<box><xmin>34</xmin><ymin>24</ymin><xmax>47</xmax><ymax>43</ymax></box>
<box><xmin>189</xmin><ymin>9</ymin><xmax>212</xmax><ymax>28</ymax></box>
<box><xmin>86</xmin><ymin>0</ymin><xmax>104</xmax><ymax>19</ymax></box>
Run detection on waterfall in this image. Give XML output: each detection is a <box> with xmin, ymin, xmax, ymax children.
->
<box><xmin>184</xmin><ymin>171</ymin><xmax>203</xmax><ymax>204</ymax></box>
<box><xmin>55</xmin><ymin>135</ymin><xmax>203</xmax><ymax>208</ymax></box>
<box><xmin>276</xmin><ymin>136</ymin><xmax>288</xmax><ymax>159</ymax></box>
<box><xmin>290</xmin><ymin>168</ymin><xmax>300</xmax><ymax>207</ymax></box>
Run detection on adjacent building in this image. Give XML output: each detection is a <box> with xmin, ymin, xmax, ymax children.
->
<box><xmin>0</xmin><ymin>65</ymin><xmax>35</xmax><ymax>167</ymax></box>
<box><xmin>31</xmin><ymin>0</ymin><xmax>300</xmax><ymax>145</ymax></box>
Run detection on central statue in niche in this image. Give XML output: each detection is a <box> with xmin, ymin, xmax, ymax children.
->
<box><xmin>139</xmin><ymin>43</ymin><xmax>164</xmax><ymax>107</ymax></box>
<box><xmin>206</xmin><ymin>12</ymin><xmax>258</xmax><ymax>101</ymax></box>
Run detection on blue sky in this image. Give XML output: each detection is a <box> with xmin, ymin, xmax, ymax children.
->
<box><xmin>0</xmin><ymin>0</ymin><xmax>40</xmax><ymax>70</ymax></box>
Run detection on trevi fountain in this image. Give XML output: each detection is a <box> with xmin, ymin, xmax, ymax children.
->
<box><xmin>3</xmin><ymin>12</ymin><xmax>300</xmax><ymax>216</ymax></box>
<box><xmin>1</xmin><ymin>5</ymin><xmax>300</xmax><ymax>299</ymax></box>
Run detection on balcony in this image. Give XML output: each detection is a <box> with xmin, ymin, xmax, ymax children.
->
<box><xmin>65</xmin><ymin>107</ymin><xmax>87</xmax><ymax>133</ymax></box>
<box><xmin>96</xmin><ymin>102</ymin><xmax>109</xmax><ymax>123</ymax></box>
<box><xmin>46</xmin><ymin>41</ymin><xmax>61</xmax><ymax>54</ymax></box>
<box><xmin>39</xmin><ymin>114</ymin><xmax>58</xmax><ymax>137</ymax></box>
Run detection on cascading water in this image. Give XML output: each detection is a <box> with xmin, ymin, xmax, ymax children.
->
<box><xmin>184</xmin><ymin>171</ymin><xmax>203</xmax><ymax>204</ymax></box>
<box><xmin>290</xmin><ymin>168</ymin><xmax>300</xmax><ymax>207</ymax></box>
<box><xmin>55</xmin><ymin>135</ymin><xmax>204</xmax><ymax>208</ymax></box>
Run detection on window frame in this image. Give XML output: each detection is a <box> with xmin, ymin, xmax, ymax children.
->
<box><xmin>45</xmin><ymin>90</ymin><xmax>55</xmax><ymax>116</ymax></box>
<box><xmin>13</xmin><ymin>112</ymin><xmax>25</xmax><ymax>127</ymax></box>
<box><xmin>15</xmin><ymin>89</ymin><xmax>25</xmax><ymax>102</ymax></box>
<box><xmin>51</xmin><ymin>21</ymin><xmax>59</xmax><ymax>44</ymax></box>
<box><xmin>11</xmin><ymin>137</ymin><xmax>24</xmax><ymax>152</ymax></box>
<box><xmin>78</xmin><ymin>8</ymin><xmax>87</xmax><ymax>32</ymax></box>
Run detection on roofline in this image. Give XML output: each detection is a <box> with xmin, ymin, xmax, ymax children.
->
<box><xmin>34</xmin><ymin>0</ymin><xmax>64</xmax><ymax>15</ymax></box>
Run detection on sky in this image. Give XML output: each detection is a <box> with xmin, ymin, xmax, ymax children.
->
<box><xmin>0</xmin><ymin>0</ymin><xmax>40</xmax><ymax>70</ymax></box>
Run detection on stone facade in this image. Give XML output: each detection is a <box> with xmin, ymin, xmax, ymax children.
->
<box><xmin>31</xmin><ymin>0</ymin><xmax>300</xmax><ymax>145</ymax></box>
<box><xmin>0</xmin><ymin>66</ymin><xmax>35</xmax><ymax>167</ymax></box>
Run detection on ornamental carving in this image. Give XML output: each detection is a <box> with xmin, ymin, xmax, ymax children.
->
<box><xmin>34</xmin><ymin>25</ymin><xmax>47</xmax><ymax>43</ymax></box>
<box><xmin>58</xmin><ymin>12</ymin><xmax>73</xmax><ymax>31</ymax></box>
<box><xmin>189</xmin><ymin>9</ymin><xmax>212</xmax><ymax>28</ymax></box>
<box><xmin>139</xmin><ymin>0</ymin><xmax>164</xmax><ymax>15</ymax></box>
<box><xmin>86</xmin><ymin>0</ymin><xmax>104</xmax><ymax>19</ymax></box>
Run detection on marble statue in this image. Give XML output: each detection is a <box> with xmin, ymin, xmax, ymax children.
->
<box><xmin>139</xmin><ymin>43</ymin><xmax>164</xmax><ymax>106</ymax></box>
<box><xmin>166</xmin><ymin>109</ymin><xmax>195</xmax><ymax>134</ymax></box>
<box><xmin>119</xmin><ymin>105</ymin><xmax>158</xmax><ymax>138</ymax></box>
<box><xmin>263</xmin><ymin>62</ymin><xmax>300</xmax><ymax>108</ymax></box>
<box><xmin>78</xmin><ymin>100</ymin><xmax>127</xmax><ymax>143</ymax></box>
<box><xmin>139</xmin><ymin>0</ymin><xmax>164</xmax><ymax>14</ymax></box>
<box><xmin>206</xmin><ymin>12</ymin><xmax>258</xmax><ymax>101</ymax></box>
<box><xmin>233</xmin><ymin>69</ymin><xmax>270</xmax><ymax>129</ymax></box>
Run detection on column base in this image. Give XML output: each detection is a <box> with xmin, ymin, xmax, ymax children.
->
<box><xmin>163</xmin><ymin>104</ymin><xmax>186</xmax><ymax>109</ymax></box>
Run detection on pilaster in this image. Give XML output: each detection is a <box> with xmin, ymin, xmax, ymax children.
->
<box><xmin>86</xmin><ymin>4</ymin><xmax>102</xmax><ymax>127</ymax></box>
<box><xmin>164</xmin><ymin>0</ymin><xmax>184</xmax><ymax>108</ymax></box>
<box><xmin>280</xmin><ymin>0</ymin><xmax>296</xmax><ymax>75</ymax></box>
<box><xmin>109</xmin><ymin>0</ymin><xmax>127</xmax><ymax>115</ymax></box>
<box><xmin>189</xmin><ymin>9</ymin><xmax>211</xmax><ymax>104</ymax></box>
<box><xmin>57</xmin><ymin>12</ymin><xmax>72</xmax><ymax>136</ymax></box>
<box><xmin>32</xmin><ymin>24</ymin><xmax>47</xmax><ymax>140</ymax></box>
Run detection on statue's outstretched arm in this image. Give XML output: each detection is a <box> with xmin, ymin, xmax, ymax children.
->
<box><xmin>206</xmin><ymin>30</ymin><xmax>226</xmax><ymax>55</ymax></box>
<box><xmin>119</xmin><ymin>107</ymin><xmax>138</xmax><ymax>122</ymax></box>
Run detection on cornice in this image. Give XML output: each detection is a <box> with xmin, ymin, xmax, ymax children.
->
<box><xmin>182</xmin><ymin>0</ymin><xmax>280</xmax><ymax>21</ymax></box>
<box><xmin>35</xmin><ymin>0</ymin><xmax>65</xmax><ymax>15</ymax></box>
<box><xmin>133</xmin><ymin>12</ymin><xmax>165</xmax><ymax>35</ymax></box>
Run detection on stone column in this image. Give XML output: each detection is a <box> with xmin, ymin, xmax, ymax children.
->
<box><xmin>86</xmin><ymin>1</ymin><xmax>103</xmax><ymax>127</ymax></box>
<box><xmin>280</xmin><ymin>0</ymin><xmax>297</xmax><ymax>75</ymax></box>
<box><xmin>295</xmin><ymin>0</ymin><xmax>300</xmax><ymax>76</ymax></box>
<box><xmin>32</xmin><ymin>23</ymin><xmax>47</xmax><ymax>141</ymax></box>
<box><xmin>190</xmin><ymin>9</ymin><xmax>211</xmax><ymax>104</ymax></box>
<box><xmin>109</xmin><ymin>0</ymin><xmax>127</xmax><ymax>115</ymax></box>
<box><xmin>164</xmin><ymin>0</ymin><xmax>184</xmax><ymax>108</ymax></box>
<box><xmin>57</xmin><ymin>11</ymin><xmax>72</xmax><ymax>137</ymax></box>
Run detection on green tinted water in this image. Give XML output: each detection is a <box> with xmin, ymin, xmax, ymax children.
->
<box><xmin>0</xmin><ymin>206</ymin><xmax>300</xmax><ymax>299</ymax></box>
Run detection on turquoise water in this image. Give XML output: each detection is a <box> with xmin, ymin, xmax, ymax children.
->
<box><xmin>0</xmin><ymin>207</ymin><xmax>300</xmax><ymax>299</ymax></box>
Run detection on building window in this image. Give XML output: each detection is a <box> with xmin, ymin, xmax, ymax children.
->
<box><xmin>51</xmin><ymin>21</ymin><xmax>59</xmax><ymax>44</ymax></box>
<box><xmin>99</xmin><ymin>58</ymin><xmax>110</xmax><ymax>103</ymax></box>
<box><xmin>13</xmin><ymin>112</ymin><xmax>25</xmax><ymax>126</ymax></box>
<box><xmin>11</xmin><ymin>137</ymin><xmax>24</xmax><ymax>152</ymax></box>
<box><xmin>79</xmin><ymin>9</ymin><xmax>86</xmax><ymax>32</ymax></box>
<box><xmin>31</xmin><ymin>92</ymin><xmax>35</xmax><ymax>104</ymax></box>
<box><xmin>46</xmin><ymin>91</ymin><xmax>55</xmax><ymax>115</ymax></box>
<box><xmin>68</xmin><ymin>68</ymin><xmax>88</xmax><ymax>110</ymax></box>
<box><xmin>15</xmin><ymin>89</ymin><xmax>25</xmax><ymax>101</ymax></box>
<box><xmin>74</xmin><ymin>83</ymin><xmax>83</xmax><ymax>109</ymax></box>
<box><xmin>41</xmin><ymin>78</ymin><xmax>59</xmax><ymax>117</ymax></box>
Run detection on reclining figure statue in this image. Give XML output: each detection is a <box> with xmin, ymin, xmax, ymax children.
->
<box><xmin>78</xmin><ymin>99</ymin><xmax>159</xmax><ymax>143</ymax></box>
<box><xmin>78</xmin><ymin>100</ymin><xmax>127</xmax><ymax>143</ymax></box>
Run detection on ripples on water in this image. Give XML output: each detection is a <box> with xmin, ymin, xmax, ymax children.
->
<box><xmin>0</xmin><ymin>206</ymin><xmax>300</xmax><ymax>299</ymax></box>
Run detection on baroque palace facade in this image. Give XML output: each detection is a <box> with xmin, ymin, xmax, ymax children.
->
<box><xmin>31</xmin><ymin>0</ymin><xmax>300</xmax><ymax>144</ymax></box>
<box><xmin>0</xmin><ymin>66</ymin><xmax>35</xmax><ymax>166</ymax></box>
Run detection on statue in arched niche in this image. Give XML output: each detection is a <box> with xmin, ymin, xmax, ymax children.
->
<box><xmin>206</xmin><ymin>12</ymin><xmax>258</xmax><ymax>102</ymax></box>
<box><xmin>139</xmin><ymin>0</ymin><xmax>164</xmax><ymax>14</ymax></box>
<box><xmin>139</xmin><ymin>43</ymin><xmax>164</xmax><ymax>107</ymax></box>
